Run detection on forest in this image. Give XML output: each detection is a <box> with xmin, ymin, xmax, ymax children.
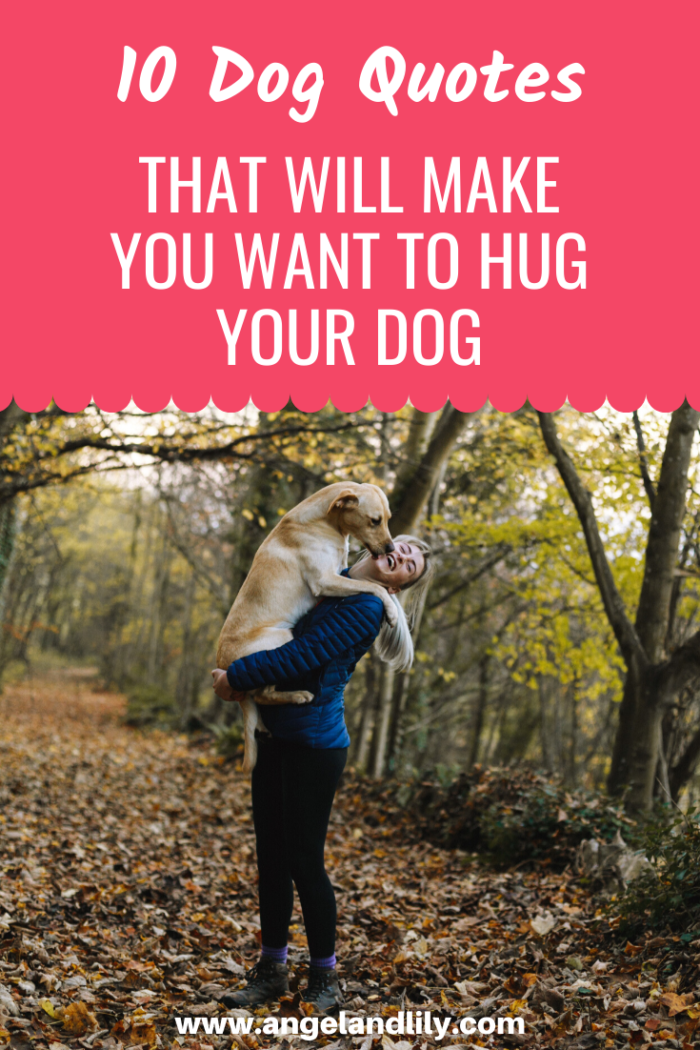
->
<box><xmin>2</xmin><ymin>399</ymin><xmax>700</xmax><ymax>815</ymax></box>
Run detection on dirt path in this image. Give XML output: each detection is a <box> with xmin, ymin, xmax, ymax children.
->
<box><xmin>0</xmin><ymin>676</ymin><xmax>697</xmax><ymax>1050</ymax></box>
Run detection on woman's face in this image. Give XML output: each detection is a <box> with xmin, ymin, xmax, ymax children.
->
<box><xmin>363</xmin><ymin>539</ymin><xmax>425</xmax><ymax>593</ymax></box>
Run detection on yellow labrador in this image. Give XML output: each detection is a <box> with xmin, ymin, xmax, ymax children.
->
<box><xmin>216</xmin><ymin>482</ymin><xmax>396</xmax><ymax>772</ymax></box>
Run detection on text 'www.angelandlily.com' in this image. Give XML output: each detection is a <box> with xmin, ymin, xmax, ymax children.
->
<box><xmin>175</xmin><ymin>1010</ymin><xmax>526</xmax><ymax>1041</ymax></box>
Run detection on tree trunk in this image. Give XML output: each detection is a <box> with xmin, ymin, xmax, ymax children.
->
<box><xmin>391</xmin><ymin>405</ymin><xmax>473</xmax><ymax>534</ymax></box>
<box><xmin>227</xmin><ymin>410</ymin><xmax>305</xmax><ymax>602</ymax></box>
<box><xmin>539</xmin><ymin>677</ymin><xmax>553</xmax><ymax>773</ymax></box>
<box><xmin>539</xmin><ymin>404</ymin><xmax>700</xmax><ymax>813</ymax></box>
<box><xmin>608</xmin><ymin>403</ymin><xmax>700</xmax><ymax>803</ymax></box>
<box><xmin>0</xmin><ymin>500</ymin><xmax>17</xmax><ymax>624</ymax></box>
<box><xmin>386</xmin><ymin>579</ymin><xmax>432</xmax><ymax>769</ymax></box>
<box><xmin>363</xmin><ymin>689</ymin><xmax>383</xmax><ymax>774</ymax></box>
<box><xmin>366</xmin><ymin>403</ymin><xmax>475</xmax><ymax>777</ymax></box>
<box><xmin>0</xmin><ymin>403</ymin><xmax>27</xmax><ymax>626</ymax></box>
<box><xmin>354</xmin><ymin>652</ymin><xmax>380</xmax><ymax>771</ymax></box>
<box><xmin>386</xmin><ymin>669</ymin><xmax>410</xmax><ymax>770</ymax></box>
<box><xmin>390</xmin><ymin>410</ymin><xmax>440</xmax><ymax>510</ymax></box>
<box><xmin>567</xmin><ymin>679</ymin><xmax>579</xmax><ymax>787</ymax></box>
<box><xmin>372</xmin><ymin>667</ymin><xmax>395</xmax><ymax>778</ymax></box>
<box><xmin>606</xmin><ymin>669</ymin><xmax>639</xmax><ymax>797</ymax></box>
<box><xmin>176</xmin><ymin>568</ymin><xmax>197</xmax><ymax>725</ymax></box>
<box><xmin>634</xmin><ymin>403</ymin><xmax>700</xmax><ymax>662</ymax></box>
<box><xmin>466</xmin><ymin>655</ymin><xmax>489</xmax><ymax>768</ymax></box>
<box><xmin>147</xmin><ymin>522</ymin><xmax>173</xmax><ymax>683</ymax></box>
<box><xmin>625</xmin><ymin>677</ymin><xmax>666</xmax><ymax>812</ymax></box>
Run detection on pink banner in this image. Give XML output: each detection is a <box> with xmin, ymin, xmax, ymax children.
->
<box><xmin>3</xmin><ymin>1</ymin><xmax>698</xmax><ymax>413</ymax></box>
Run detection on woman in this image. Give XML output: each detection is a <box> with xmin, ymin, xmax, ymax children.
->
<box><xmin>211</xmin><ymin>535</ymin><xmax>432</xmax><ymax>1014</ymax></box>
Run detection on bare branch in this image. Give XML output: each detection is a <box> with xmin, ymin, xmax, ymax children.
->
<box><xmin>0</xmin><ymin>419</ymin><xmax>369</xmax><ymax>503</ymax></box>
<box><xmin>161</xmin><ymin>497</ymin><xmax>230</xmax><ymax>615</ymax></box>
<box><xmin>49</xmin><ymin>420</ymin><xmax>365</xmax><ymax>461</ymax></box>
<box><xmin>428</xmin><ymin>549</ymin><xmax>511</xmax><ymax>611</ymax></box>
<box><xmin>633</xmin><ymin>410</ymin><xmax>656</xmax><ymax>511</ymax></box>
<box><xmin>538</xmin><ymin>410</ymin><xmax>647</xmax><ymax>671</ymax></box>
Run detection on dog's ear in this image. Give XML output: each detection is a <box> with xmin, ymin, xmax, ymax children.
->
<box><xmin>376</xmin><ymin>486</ymin><xmax>390</xmax><ymax>513</ymax></box>
<box><xmin>330</xmin><ymin>489</ymin><xmax>359</xmax><ymax>512</ymax></box>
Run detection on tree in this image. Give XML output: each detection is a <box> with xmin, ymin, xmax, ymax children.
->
<box><xmin>0</xmin><ymin>400</ymin><xmax>373</xmax><ymax>621</ymax></box>
<box><xmin>401</xmin><ymin>406</ymin><xmax>629</xmax><ymax>786</ymax></box>
<box><xmin>359</xmin><ymin>404</ymin><xmax>475</xmax><ymax>777</ymax></box>
<box><xmin>538</xmin><ymin>403</ymin><xmax>700</xmax><ymax>813</ymax></box>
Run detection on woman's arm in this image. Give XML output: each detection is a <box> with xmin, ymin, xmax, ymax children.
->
<box><xmin>225</xmin><ymin>592</ymin><xmax>384</xmax><ymax>693</ymax></box>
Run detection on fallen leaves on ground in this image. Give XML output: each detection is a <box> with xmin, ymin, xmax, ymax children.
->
<box><xmin>1</xmin><ymin>674</ymin><xmax>699</xmax><ymax>1050</ymax></box>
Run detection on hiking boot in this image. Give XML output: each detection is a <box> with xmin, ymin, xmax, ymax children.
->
<box><xmin>302</xmin><ymin>966</ymin><xmax>344</xmax><ymax>1014</ymax></box>
<box><xmin>220</xmin><ymin>956</ymin><xmax>289</xmax><ymax>1008</ymax></box>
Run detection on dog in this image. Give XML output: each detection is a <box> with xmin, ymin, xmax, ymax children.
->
<box><xmin>216</xmin><ymin>482</ymin><xmax>399</xmax><ymax>773</ymax></box>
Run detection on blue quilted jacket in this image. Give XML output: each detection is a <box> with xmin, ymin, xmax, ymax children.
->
<box><xmin>225</xmin><ymin>574</ymin><xmax>384</xmax><ymax>749</ymax></box>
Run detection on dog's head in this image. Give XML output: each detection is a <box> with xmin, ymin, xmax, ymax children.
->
<box><xmin>328</xmin><ymin>484</ymin><xmax>394</xmax><ymax>558</ymax></box>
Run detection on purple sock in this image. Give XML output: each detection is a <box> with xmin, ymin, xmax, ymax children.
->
<box><xmin>310</xmin><ymin>953</ymin><xmax>336</xmax><ymax>969</ymax></box>
<box><xmin>261</xmin><ymin>944</ymin><xmax>288</xmax><ymax>964</ymax></box>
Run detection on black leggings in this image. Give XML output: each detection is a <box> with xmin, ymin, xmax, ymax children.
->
<box><xmin>251</xmin><ymin>734</ymin><xmax>347</xmax><ymax>958</ymax></box>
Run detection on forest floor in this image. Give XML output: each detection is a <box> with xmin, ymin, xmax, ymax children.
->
<box><xmin>0</xmin><ymin>675</ymin><xmax>698</xmax><ymax>1050</ymax></box>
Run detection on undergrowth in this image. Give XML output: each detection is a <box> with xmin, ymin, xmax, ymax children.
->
<box><xmin>348</xmin><ymin>764</ymin><xmax>633</xmax><ymax>871</ymax></box>
<box><xmin>123</xmin><ymin>683</ymin><xmax>179</xmax><ymax>728</ymax></box>
<box><xmin>616</xmin><ymin>808</ymin><xmax>700</xmax><ymax>937</ymax></box>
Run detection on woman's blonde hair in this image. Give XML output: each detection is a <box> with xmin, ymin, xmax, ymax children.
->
<box><xmin>352</xmin><ymin>535</ymin><xmax>434</xmax><ymax>673</ymax></box>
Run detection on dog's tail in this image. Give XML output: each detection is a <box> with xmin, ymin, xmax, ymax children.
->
<box><xmin>374</xmin><ymin>594</ymin><xmax>414</xmax><ymax>673</ymax></box>
<box><xmin>240</xmin><ymin>697</ymin><xmax>259</xmax><ymax>774</ymax></box>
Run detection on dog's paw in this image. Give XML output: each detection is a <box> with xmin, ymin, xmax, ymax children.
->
<box><xmin>383</xmin><ymin>601</ymin><xmax>398</xmax><ymax>628</ymax></box>
<box><xmin>289</xmin><ymin>690</ymin><xmax>314</xmax><ymax>705</ymax></box>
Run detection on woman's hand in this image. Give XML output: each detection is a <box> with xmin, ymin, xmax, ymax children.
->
<box><xmin>211</xmin><ymin>669</ymin><xmax>247</xmax><ymax>704</ymax></box>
